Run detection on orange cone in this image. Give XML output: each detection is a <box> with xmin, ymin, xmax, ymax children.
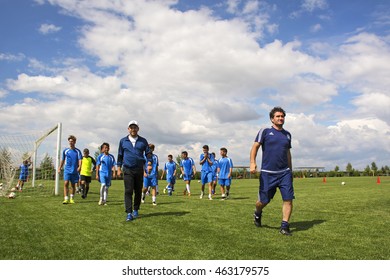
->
<box><xmin>323</xmin><ymin>177</ymin><xmax>326</xmax><ymax>183</ymax></box>
<box><xmin>377</xmin><ymin>176</ymin><xmax>381</xmax><ymax>184</ymax></box>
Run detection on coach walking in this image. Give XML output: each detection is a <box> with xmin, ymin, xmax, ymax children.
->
<box><xmin>117</xmin><ymin>120</ymin><xmax>152</xmax><ymax>222</ymax></box>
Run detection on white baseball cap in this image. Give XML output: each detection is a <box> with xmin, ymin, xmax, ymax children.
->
<box><xmin>128</xmin><ymin>120</ymin><xmax>139</xmax><ymax>127</ymax></box>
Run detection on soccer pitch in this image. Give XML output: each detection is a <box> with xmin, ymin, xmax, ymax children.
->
<box><xmin>0</xmin><ymin>177</ymin><xmax>389</xmax><ymax>260</ymax></box>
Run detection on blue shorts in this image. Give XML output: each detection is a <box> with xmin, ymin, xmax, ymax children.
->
<box><xmin>201</xmin><ymin>171</ymin><xmax>213</xmax><ymax>184</ymax></box>
<box><xmin>19</xmin><ymin>174</ymin><xmax>28</xmax><ymax>181</ymax></box>
<box><xmin>167</xmin><ymin>175</ymin><xmax>176</xmax><ymax>184</ymax></box>
<box><xmin>258</xmin><ymin>170</ymin><xmax>294</xmax><ymax>203</ymax></box>
<box><xmin>183</xmin><ymin>173</ymin><xmax>193</xmax><ymax>181</ymax></box>
<box><xmin>218</xmin><ymin>178</ymin><xmax>231</xmax><ymax>187</ymax></box>
<box><xmin>99</xmin><ymin>172</ymin><xmax>112</xmax><ymax>187</ymax></box>
<box><xmin>144</xmin><ymin>176</ymin><xmax>157</xmax><ymax>188</ymax></box>
<box><xmin>64</xmin><ymin>172</ymin><xmax>79</xmax><ymax>184</ymax></box>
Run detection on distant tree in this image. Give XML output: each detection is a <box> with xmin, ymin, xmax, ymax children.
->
<box><xmin>364</xmin><ymin>165</ymin><xmax>371</xmax><ymax>176</ymax></box>
<box><xmin>384</xmin><ymin>165</ymin><xmax>390</xmax><ymax>176</ymax></box>
<box><xmin>40</xmin><ymin>153</ymin><xmax>54</xmax><ymax>180</ymax></box>
<box><xmin>346</xmin><ymin>163</ymin><xmax>353</xmax><ymax>176</ymax></box>
<box><xmin>175</xmin><ymin>154</ymin><xmax>181</xmax><ymax>176</ymax></box>
<box><xmin>371</xmin><ymin>162</ymin><xmax>378</xmax><ymax>176</ymax></box>
<box><xmin>94</xmin><ymin>147</ymin><xmax>100</xmax><ymax>160</ymax></box>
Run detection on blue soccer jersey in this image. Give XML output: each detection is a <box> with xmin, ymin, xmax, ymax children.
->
<box><xmin>254</xmin><ymin>127</ymin><xmax>292</xmax><ymax>172</ymax></box>
<box><xmin>19</xmin><ymin>163</ymin><xmax>30</xmax><ymax>180</ymax></box>
<box><xmin>164</xmin><ymin>161</ymin><xmax>177</xmax><ymax>179</ymax></box>
<box><xmin>218</xmin><ymin>157</ymin><xmax>233</xmax><ymax>179</ymax></box>
<box><xmin>144</xmin><ymin>154</ymin><xmax>158</xmax><ymax>178</ymax></box>
<box><xmin>180</xmin><ymin>157</ymin><xmax>195</xmax><ymax>175</ymax></box>
<box><xmin>199</xmin><ymin>153</ymin><xmax>214</xmax><ymax>172</ymax></box>
<box><xmin>97</xmin><ymin>153</ymin><xmax>116</xmax><ymax>175</ymax></box>
<box><xmin>62</xmin><ymin>147</ymin><xmax>82</xmax><ymax>174</ymax></box>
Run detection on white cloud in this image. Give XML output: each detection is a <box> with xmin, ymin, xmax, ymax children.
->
<box><xmin>0</xmin><ymin>52</ymin><xmax>25</xmax><ymax>61</ymax></box>
<box><xmin>301</xmin><ymin>0</ymin><xmax>328</xmax><ymax>12</ymax></box>
<box><xmin>38</xmin><ymin>23</ymin><xmax>62</xmax><ymax>34</ymax></box>
<box><xmin>310</xmin><ymin>23</ymin><xmax>322</xmax><ymax>33</ymax></box>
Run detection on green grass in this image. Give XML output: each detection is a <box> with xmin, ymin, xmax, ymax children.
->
<box><xmin>0</xmin><ymin>177</ymin><xmax>389</xmax><ymax>260</ymax></box>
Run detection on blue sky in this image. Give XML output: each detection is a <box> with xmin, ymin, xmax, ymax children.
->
<box><xmin>1</xmin><ymin>0</ymin><xmax>389</xmax><ymax>171</ymax></box>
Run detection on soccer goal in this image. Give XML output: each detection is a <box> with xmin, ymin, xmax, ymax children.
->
<box><xmin>0</xmin><ymin>123</ymin><xmax>62</xmax><ymax>197</ymax></box>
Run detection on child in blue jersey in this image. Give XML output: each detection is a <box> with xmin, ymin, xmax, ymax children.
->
<box><xmin>180</xmin><ymin>151</ymin><xmax>196</xmax><ymax>196</ymax></box>
<box><xmin>142</xmin><ymin>144</ymin><xmax>158</xmax><ymax>205</ymax></box>
<box><xmin>250</xmin><ymin>107</ymin><xmax>294</xmax><ymax>236</ymax></box>
<box><xmin>217</xmin><ymin>147</ymin><xmax>233</xmax><ymax>200</ymax></box>
<box><xmin>96</xmin><ymin>142</ymin><xmax>116</xmax><ymax>206</ymax></box>
<box><xmin>161</xmin><ymin>154</ymin><xmax>177</xmax><ymax>196</ymax></box>
<box><xmin>58</xmin><ymin>135</ymin><xmax>82</xmax><ymax>204</ymax></box>
<box><xmin>16</xmin><ymin>158</ymin><xmax>32</xmax><ymax>191</ymax></box>
<box><xmin>199</xmin><ymin>145</ymin><xmax>215</xmax><ymax>200</ymax></box>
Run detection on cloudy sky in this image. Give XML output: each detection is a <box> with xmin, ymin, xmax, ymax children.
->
<box><xmin>1</xmin><ymin>0</ymin><xmax>389</xmax><ymax>171</ymax></box>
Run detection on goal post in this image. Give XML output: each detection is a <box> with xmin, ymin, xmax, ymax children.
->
<box><xmin>0</xmin><ymin>123</ymin><xmax>62</xmax><ymax>197</ymax></box>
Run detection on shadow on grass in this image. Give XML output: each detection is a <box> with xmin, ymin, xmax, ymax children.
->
<box><xmin>140</xmin><ymin>211</ymin><xmax>191</xmax><ymax>218</ymax></box>
<box><xmin>291</xmin><ymin>220</ymin><xmax>326</xmax><ymax>232</ymax></box>
<box><xmin>261</xmin><ymin>219</ymin><xmax>326</xmax><ymax>233</ymax></box>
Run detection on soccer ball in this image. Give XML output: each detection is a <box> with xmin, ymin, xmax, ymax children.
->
<box><xmin>341</xmin><ymin>182</ymin><xmax>346</xmax><ymax>185</ymax></box>
<box><xmin>8</xmin><ymin>192</ymin><xmax>16</xmax><ymax>199</ymax></box>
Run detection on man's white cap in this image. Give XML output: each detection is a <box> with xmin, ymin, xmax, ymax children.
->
<box><xmin>128</xmin><ymin>120</ymin><xmax>139</xmax><ymax>127</ymax></box>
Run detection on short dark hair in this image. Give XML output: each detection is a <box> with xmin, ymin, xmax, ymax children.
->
<box><xmin>68</xmin><ymin>135</ymin><xmax>76</xmax><ymax>142</ymax></box>
<box><xmin>202</xmin><ymin>145</ymin><xmax>209</xmax><ymax>150</ymax></box>
<box><xmin>100</xmin><ymin>142</ymin><xmax>110</xmax><ymax>150</ymax></box>
<box><xmin>181</xmin><ymin>151</ymin><xmax>188</xmax><ymax>156</ymax></box>
<box><xmin>270</xmin><ymin>107</ymin><xmax>286</xmax><ymax>119</ymax></box>
<box><xmin>220</xmin><ymin>147</ymin><xmax>227</xmax><ymax>153</ymax></box>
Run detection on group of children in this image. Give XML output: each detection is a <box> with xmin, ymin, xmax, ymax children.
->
<box><xmin>59</xmin><ymin>135</ymin><xmax>234</xmax><ymax>206</ymax></box>
<box><xmin>58</xmin><ymin>136</ymin><xmax>117</xmax><ymax>206</ymax></box>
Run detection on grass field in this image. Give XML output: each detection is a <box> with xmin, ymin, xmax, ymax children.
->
<box><xmin>0</xmin><ymin>176</ymin><xmax>389</xmax><ymax>260</ymax></box>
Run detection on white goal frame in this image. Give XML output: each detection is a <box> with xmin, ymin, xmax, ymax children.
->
<box><xmin>31</xmin><ymin>122</ymin><xmax>62</xmax><ymax>195</ymax></box>
<box><xmin>0</xmin><ymin>122</ymin><xmax>62</xmax><ymax>196</ymax></box>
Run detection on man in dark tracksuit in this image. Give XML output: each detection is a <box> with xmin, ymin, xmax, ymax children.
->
<box><xmin>117</xmin><ymin>120</ymin><xmax>152</xmax><ymax>222</ymax></box>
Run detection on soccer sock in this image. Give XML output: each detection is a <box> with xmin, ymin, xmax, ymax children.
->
<box><xmin>186</xmin><ymin>184</ymin><xmax>190</xmax><ymax>192</ymax></box>
<box><xmin>281</xmin><ymin>221</ymin><xmax>289</xmax><ymax>228</ymax></box>
<box><xmin>85</xmin><ymin>186</ymin><xmax>89</xmax><ymax>195</ymax></box>
<box><xmin>70</xmin><ymin>194</ymin><xmax>74</xmax><ymax>200</ymax></box>
<box><xmin>64</xmin><ymin>196</ymin><xmax>69</xmax><ymax>201</ymax></box>
<box><xmin>254</xmin><ymin>210</ymin><xmax>262</xmax><ymax>217</ymax></box>
<box><xmin>103</xmin><ymin>186</ymin><xmax>108</xmax><ymax>201</ymax></box>
<box><xmin>152</xmin><ymin>196</ymin><xmax>156</xmax><ymax>203</ymax></box>
<box><xmin>100</xmin><ymin>185</ymin><xmax>105</xmax><ymax>199</ymax></box>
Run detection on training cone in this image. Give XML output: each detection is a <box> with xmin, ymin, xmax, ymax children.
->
<box><xmin>377</xmin><ymin>176</ymin><xmax>381</xmax><ymax>184</ymax></box>
<box><xmin>323</xmin><ymin>177</ymin><xmax>326</xmax><ymax>183</ymax></box>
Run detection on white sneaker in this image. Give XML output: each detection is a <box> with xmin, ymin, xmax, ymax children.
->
<box><xmin>208</xmin><ymin>194</ymin><xmax>213</xmax><ymax>200</ymax></box>
<box><xmin>98</xmin><ymin>199</ymin><xmax>103</xmax><ymax>205</ymax></box>
<box><xmin>200</xmin><ymin>192</ymin><xmax>204</xmax><ymax>199</ymax></box>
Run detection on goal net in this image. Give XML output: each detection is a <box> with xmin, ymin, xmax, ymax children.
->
<box><xmin>0</xmin><ymin>123</ymin><xmax>62</xmax><ymax>197</ymax></box>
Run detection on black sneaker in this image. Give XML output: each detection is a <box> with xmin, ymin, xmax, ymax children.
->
<box><xmin>279</xmin><ymin>226</ymin><xmax>292</xmax><ymax>236</ymax></box>
<box><xmin>254</xmin><ymin>213</ymin><xmax>262</xmax><ymax>227</ymax></box>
